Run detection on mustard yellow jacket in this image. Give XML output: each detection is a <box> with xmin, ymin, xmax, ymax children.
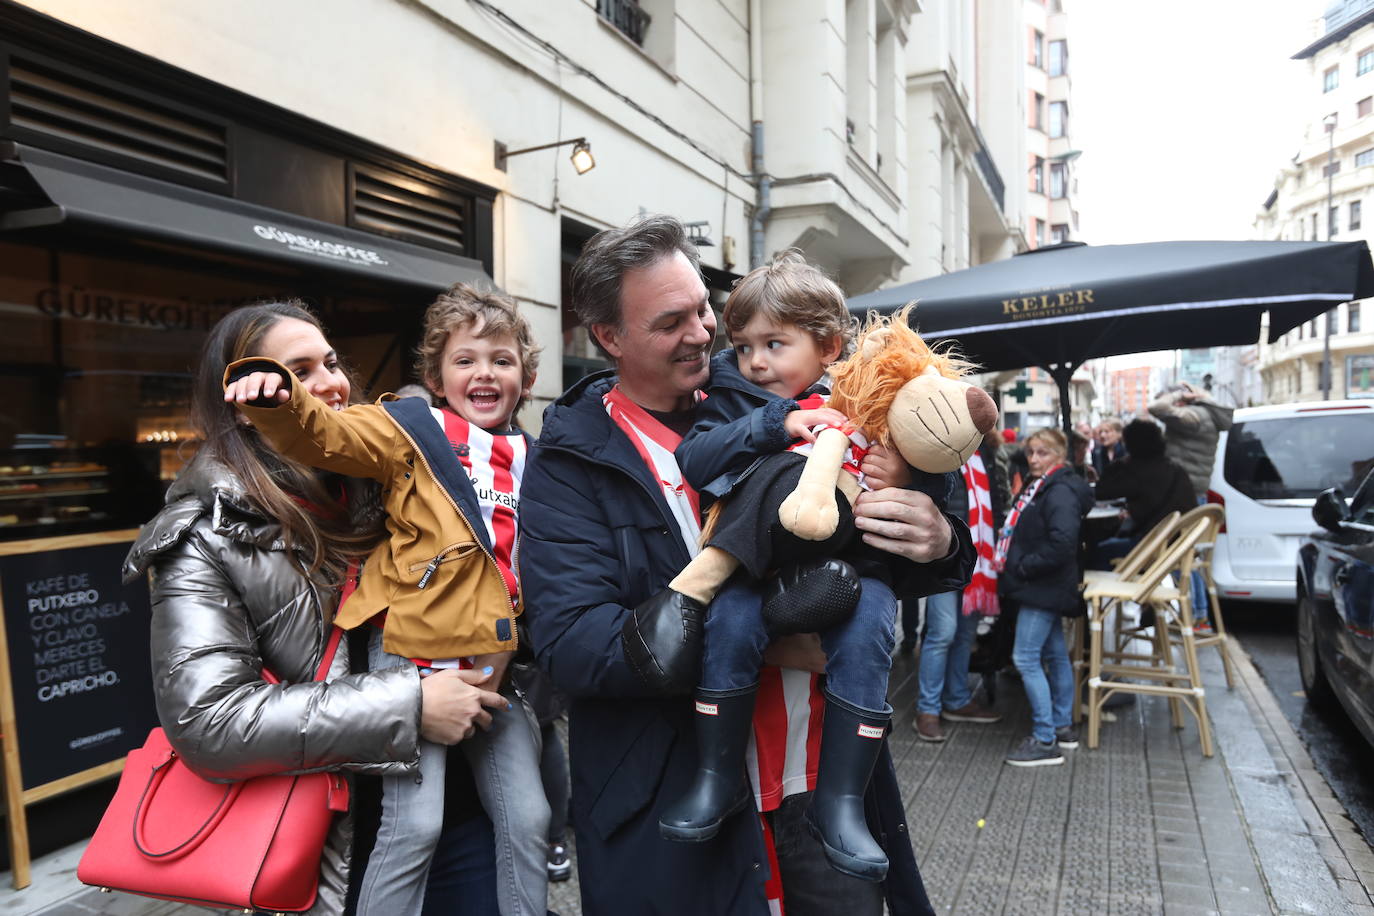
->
<box><xmin>227</xmin><ymin>357</ymin><xmax>520</xmax><ymax>658</ymax></box>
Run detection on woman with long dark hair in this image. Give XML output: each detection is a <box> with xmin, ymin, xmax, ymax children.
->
<box><xmin>122</xmin><ymin>301</ymin><xmax>505</xmax><ymax>915</ymax></box>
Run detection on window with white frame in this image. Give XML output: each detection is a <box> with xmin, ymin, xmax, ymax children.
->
<box><xmin>1049</xmin><ymin>101</ymin><xmax>1068</xmax><ymax>138</ymax></box>
<box><xmin>1049</xmin><ymin>161</ymin><xmax>1067</xmax><ymax>199</ymax></box>
<box><xmin>1352</xmin><ymin>200</ymin><xmax>1363</xmax><ymax>230</ymax></box>
<box><xmin>1361</xmin><ymin>97</ymin><xmax>1373</xmax><ymax>118</ymax></box>
<box><xmin>1031</xmin><ymin>155</ymin><xmax>1045</xmax><ymax>193</ymax></box>
<box><xmin>1357</xmin><ymin>148</ymin><xmax>1374</xmax><ymax>167</ymax></box>
<box><xmin>1049</xmin><ymin>40</ymin><xmax>1067</xmax><ymax>77</ymax></box>
<box><xmin>1030</xmin><ymin>29</ymin><xmax>1044</xmax><ymax>68</ymax></box>
<box><xmin>1325</xmin><ymin>65</ymin><xmax>1340</xmax><ymax>92</ymax></box>
<box><xmin>1051</xmin><ymin>223</ymin><xmax>1070</xmax><ymax>244</ymax></box>
<box><xmin>1351</xmin><ymin>302</ymin><xmax>1363</xmax><ymax>333</ymax></box>
<box><xmin>1360</xmin><ymin>48</ymin><xmax>1374</xmax><ymax>76</ymax></box>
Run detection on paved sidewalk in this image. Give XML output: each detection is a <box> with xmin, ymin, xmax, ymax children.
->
<box><xmin>4</xmin><ymin>636</ymin><xmax>1372</xmax><ymax>915</ymax></box>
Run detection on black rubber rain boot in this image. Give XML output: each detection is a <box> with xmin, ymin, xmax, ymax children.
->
<box><xmin>659</xmin><ymin>685</ymin><xmax>758</xmax><ymax>842</ymax></box>
<box><xmin>804</xmin><ymin>693</ymin><xmax>892</xmax><ymax>882</ymax></box>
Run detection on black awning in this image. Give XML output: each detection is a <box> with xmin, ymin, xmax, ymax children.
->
<box><xmin>0</xmin><ymin>145</ymin><xmax>492</xmax><ymax>292</ymax></box>
<box><xmin>848</xmin><ymin>239</ymin><xmax>1374</xmax><ymax>373</ymax></box>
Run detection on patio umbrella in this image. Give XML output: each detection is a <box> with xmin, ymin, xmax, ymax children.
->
<box><xmin>847</xmin><ymin>239</ymin><xmax>1374</xmax><ymax>430</ymax></box>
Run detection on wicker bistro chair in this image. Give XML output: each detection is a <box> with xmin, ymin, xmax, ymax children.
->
<box><xmin>1079</xmin><ymin>512</ymin><xmax>1217</xmax><ymax>757</ymax></box>
<box><xmin>1070</xmin><ymin>510</ymin><xmax>1184</xmax><ymax>708</ymax></box>
<box><xmin>1182</xmin><ymin>504</ymin><xmax>1236</xmax><ymax>688</ymax></box>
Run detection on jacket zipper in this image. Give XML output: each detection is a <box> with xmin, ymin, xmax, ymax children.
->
<box><xmin>411</xmin><ymin>541</ymin><xmax>478</xmax><ymax>589</ymax></box>
<box><xmin>390</xmin><ymin>423</ymin><xmax>520</xmax><ymax>646</ymax></box>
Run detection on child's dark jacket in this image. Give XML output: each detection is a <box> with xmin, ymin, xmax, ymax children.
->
<box><xmin>675</xmin><ymin>349</ymin><xmax>975</xmax><ymax>599</ymax></box>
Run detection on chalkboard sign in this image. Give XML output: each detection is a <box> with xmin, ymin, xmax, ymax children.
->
<box><xmin>0</xmin><ymin>534</ymin><xmax>158</xmax><ymax>791</ymax></box>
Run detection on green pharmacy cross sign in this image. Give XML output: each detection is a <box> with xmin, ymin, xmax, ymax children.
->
<box><xmin>1007</xmin><ymin>379</ymin><xmax>1034</xmax><ymax>403</ymax></box>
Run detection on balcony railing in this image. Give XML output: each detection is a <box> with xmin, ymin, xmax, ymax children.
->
<box><xmin>972</xmin><ymin>126</ymin><xmax>1005</xmax><ymax>213</ymax></box>
<box><xmin>598</xmin><ymin>0</ymin><xmax>651</xmax><ymax>47</ymax></box>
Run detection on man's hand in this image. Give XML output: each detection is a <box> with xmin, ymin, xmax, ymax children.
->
<box><xmin>859</xmin><ymin>443</ymin><xmax>912</xmax><ymax>491</ymax></box>
<box><xmin>852</xmin><ymin>487</ymin><xmax>953</xmax><ymax>563</ymax></box>
<box><xmin>784</xmin><ymin>407</ymin><xmax>848</xmax><ymax>443</ymax></box>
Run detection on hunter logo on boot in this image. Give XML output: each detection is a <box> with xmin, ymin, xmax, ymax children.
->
<box><xmin>696</xmin><ymin>701</ymin><xmax>719</xmax><ymax>715</ymax></box>
<box><xmin>857</xmin><ymin>724</ymin><xmax>885</xmax><ymax>739</ymax></box>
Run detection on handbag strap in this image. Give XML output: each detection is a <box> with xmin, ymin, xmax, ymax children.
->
<box><xmin>262</xmin><ymin>560</ymin><xmax>358</xmax><ymax>685</ymax></box>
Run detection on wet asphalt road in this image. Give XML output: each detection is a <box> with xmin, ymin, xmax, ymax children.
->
<box><xmin>1224</xmin><ymin>600</ymin><xmax>1374</xmax><ymax>843</ymax></box>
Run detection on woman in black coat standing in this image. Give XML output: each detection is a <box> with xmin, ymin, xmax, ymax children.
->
<box><xmin>994</xmin><ymin>428</ymin><xmax>1093</xmax><ymax>767</ymax></box>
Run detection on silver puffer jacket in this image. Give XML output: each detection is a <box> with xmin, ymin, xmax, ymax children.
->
<box><xmin>122</xmin><ymin>454</ymin><xmax>423</xmax><ymax>916</ymax></box>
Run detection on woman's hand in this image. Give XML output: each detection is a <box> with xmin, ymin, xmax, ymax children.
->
<box><xmin>762</xmin><ymin>632</ymin><xmax>828</xmax><ymax>673</ymax></box>
<box><xmin>860</xmin><ymin>443</ymin><xmax>912</xmax><ymax>490</ymax></box>
<box><xmin>419</xmin><ymin>668</ymin><xmax>506</xmax><ymax>745</ymax></box>
<box><xmin>224</xmin><ymin>370</ymin><xmax>291</xmax><ymax>405</ymax></box>
<box><xmin>784</xmin><ymin>407</ymin><xmax>849</xmax><ymax>443</ymax></box>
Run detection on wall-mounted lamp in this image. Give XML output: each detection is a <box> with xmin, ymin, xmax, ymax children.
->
<box><xmin>494</xmin><ymin>137</ymin><xmax>596</xmax><ymax>174</ymax></box>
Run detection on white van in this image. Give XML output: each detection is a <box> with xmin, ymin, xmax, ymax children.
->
<box><xmin>1207</xmin><ymin>400</ymin><xmax>1374</xmax><ymax>604</ymax></box>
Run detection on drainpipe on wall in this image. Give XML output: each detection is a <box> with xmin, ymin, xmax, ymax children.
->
<box><xmin>749</xmin><ymin>0</ymin><xmax>770</xmax><ymax>269</ymax></box>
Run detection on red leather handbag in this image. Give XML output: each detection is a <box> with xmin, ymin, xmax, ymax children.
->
<box><xmin>77</xmin><ymin>625</ymin><xmax>350</xmax><ymax>913</ymax></box>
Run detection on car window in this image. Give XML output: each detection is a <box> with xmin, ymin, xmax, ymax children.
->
<box><xmin>1224</xmin><ymin>414</ymin><xmax>1374</xmax><ymax>500</ymax></box>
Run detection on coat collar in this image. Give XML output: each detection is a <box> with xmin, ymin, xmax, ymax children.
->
<box><xmin>538</xmin><ymin>371</ymin><xmax>694</xmax><ymax>561</ymax></box>
<box><xmin>123</xmin><ymin>453</ymin><xmax>289</xmax><ymax>581</ymax></box>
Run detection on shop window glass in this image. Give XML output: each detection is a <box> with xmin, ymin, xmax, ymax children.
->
<box><xmin>0</xmin><ymin>242</ymin><xmax>419</xmax><ymax>540</ymax></box>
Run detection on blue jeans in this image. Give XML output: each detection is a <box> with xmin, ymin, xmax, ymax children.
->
<box><xmin>1011</xmin><ymin>607</ymin><xmax>1075</xmax><ymax>744</ymax></box>
<box><xmin>915</xmin><ymin>590</ymin><xmax>978</xmax><ymax>715</ymax></box>
<box><xmin>423</xmin><ymin>814</ymin><xmax>500</xmax><ymax>916</ymax></box>
<box><xmin>701</xmin><ymin>575</ymin><xmax>897</xmax><ymax>712</ymax></box>
<box><xmin>359</xmin><ymin>629</ymin><xmax>550</xmax><ymax>916</ymax></box>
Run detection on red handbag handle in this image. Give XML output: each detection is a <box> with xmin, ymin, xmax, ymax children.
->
<box><xmin>133</xmin><ymin>562</ymin><xmax>356</xmax><ymax>859</ymax></box>
<box><xmin>132</xmin><ymin>752</ymin><xmax>247</xmax><ymax>860</ymax></box>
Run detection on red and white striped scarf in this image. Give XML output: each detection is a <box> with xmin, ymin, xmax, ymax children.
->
<box><xmin>960</xmin><ymin>453</ymin><xmax>999</xmax><ymax>616</ymax></box>
<box><xmin>603</xmin><ymin>385</ymin><xmax>702</xmax><ymax>551</ymax></box>
<box><xmin>993</xmin><ymin>463</ymin><xmax>1065</xmax><ymax>573</ymax></box>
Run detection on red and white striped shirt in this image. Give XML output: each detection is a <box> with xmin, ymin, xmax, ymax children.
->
<box><xmin>418</xmin><ymin>407</ymin><xmax>526</xmax><ymax>670</ymax></box>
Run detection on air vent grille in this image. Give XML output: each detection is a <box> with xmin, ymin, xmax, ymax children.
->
<box><xmin>8</xmin><ymin>57</ymin><xmax>228</xmax><ymax>185</ymax></box>
<box><xmin>352</xmin><ymin>166</ymin><xmax>467</xmax><ymax>253</ymax></box>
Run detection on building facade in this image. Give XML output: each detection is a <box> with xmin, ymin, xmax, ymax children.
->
<box><xmin>1022</xmin><ymin>0</ymin><xmax>1076</xmax><ymax>249</ymax></box>
<box><xmin>1255</xmin><ymin>0</ymin><xmax>1374</xmax><ymax>402</ymax></box>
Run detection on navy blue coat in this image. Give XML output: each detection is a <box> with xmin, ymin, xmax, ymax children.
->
<box><xmin>520</xmin><ymin>371</ymin><xmax>938</xmax><ymax>916</ymax></box>
<box><xmin>998</xmin><ymin>469</ymin><xmax>1094</xmax><ymax>616</ymax></box>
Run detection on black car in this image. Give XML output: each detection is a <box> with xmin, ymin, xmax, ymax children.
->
<box><xmin>1296</xmin><ymin>467</ymin><xmax>1374</xmax><ymax>748</ymax></box>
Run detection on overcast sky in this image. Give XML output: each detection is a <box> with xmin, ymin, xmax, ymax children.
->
<box><xmin>1071</xmin><ymin>0</ymin><xmax>1319</xmax><ymax>245</ymax></box>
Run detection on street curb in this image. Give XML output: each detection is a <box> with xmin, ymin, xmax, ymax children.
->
<box><xmin>1225</xmin><ymin>637</ymin><xmax>1374</xmax><ymax>910</ymax></box>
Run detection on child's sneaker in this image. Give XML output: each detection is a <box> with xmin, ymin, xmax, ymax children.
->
<box><xmin>547</xmin><ymin>843</ymin><xmax>571</xmax><ymax>882</ymax></box>
<box><xmin>1055</xmin><ymin>725</ymin><xmax>1080</xmax><ymax>749</ymax></box>
<box><xmin>1005</xmin><ymin>735</ymin><xmax>1064</xmax><ymax>767</ymax></box>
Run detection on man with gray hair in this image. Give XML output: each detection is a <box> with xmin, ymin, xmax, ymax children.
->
<box><xmin>520</xmin><ymin>215</ymin><xmax>963</xmax><ymax>915</ymax></box>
